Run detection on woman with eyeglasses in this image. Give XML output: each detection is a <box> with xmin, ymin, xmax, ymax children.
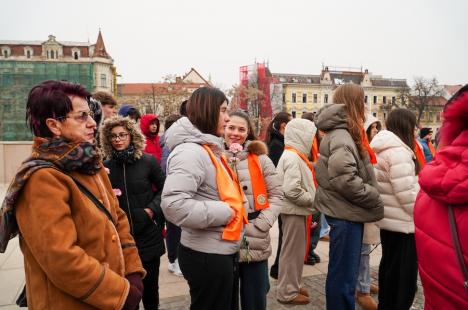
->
<box><xmin>100</xmin><ymin>116</ymin><xmax>166</xmax><ymax>309</ymax></box>
<box><xmin>0</xmin><ymin>80</ymin><xmax>145</xmax><ymax>309</ymax></box>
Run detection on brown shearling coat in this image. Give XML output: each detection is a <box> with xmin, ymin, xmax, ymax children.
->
<box><xmin>15</xmin><ymin>166</ymin><xmax>145</xmax><ymax>309</ymax></box>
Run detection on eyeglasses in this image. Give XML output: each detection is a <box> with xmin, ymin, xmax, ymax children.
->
<box><xmin>57</xmin><ymin>111</ymin><xmax>94</xmax><ymax>123</ymax></box>
<box><xmin>110</xmin><ymin>133</ymin><xmax>130</xmax><ymax>141</ymax></box>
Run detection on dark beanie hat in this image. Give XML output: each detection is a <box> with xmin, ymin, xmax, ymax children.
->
<box><xmin>420</xmin><ymin>127</ymin><xmax>433</xmax><ymax>139</ymax></box>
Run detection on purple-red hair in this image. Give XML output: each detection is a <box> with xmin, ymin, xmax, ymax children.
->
<box><xmin>26</xmin><ymin>80</ymin><xmax>91</xmax><ymax>137</ymax></box>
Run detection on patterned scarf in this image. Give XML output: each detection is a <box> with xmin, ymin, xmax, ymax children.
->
<box><xmin>0</xmin><ymin>137</ymin><xmax>101</xmax><ymax>252</ymax></box>
<box><xmin>111</xmin><ymin>145</ymin><xmax>136</xmax><ymax>164</ymax></box>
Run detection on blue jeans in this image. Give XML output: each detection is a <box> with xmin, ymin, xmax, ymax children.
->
<box><xmin>356</xmin><ymin>244</ymin><xmax>372</xmax><ymax>293</ymax></box>
<box><xmin>325</xmin><ymin>216</ymin><xmax>363</xmax><ymax>310</ymax></box>
<box><xmin>320</xmin><ymin>213</ymin><xmax>330</xmax><ymax>238</ymax></box>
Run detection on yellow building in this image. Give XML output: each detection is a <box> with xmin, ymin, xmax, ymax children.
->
<box><xmin>273</xmin><ymin>67</ymin><xmax>408</xmax><ymax>124</ymax></box>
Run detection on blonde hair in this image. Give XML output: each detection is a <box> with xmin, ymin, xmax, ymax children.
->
<box><xmin>333</xmin><ymin>84</ymin><xmax>366</xmax><ymax>158</ymax></box>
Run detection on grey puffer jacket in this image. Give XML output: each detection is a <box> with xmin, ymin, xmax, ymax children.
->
<box><xmin>224</xmin><ymin>140</ymin><xmax>283</xmax><ymax>263</ymax></box>
<box><xmin>314</xmin><ymin>104</ymin><xmax>384</xmax><ymax>223</ymax></box>
<box><xmin>161</xmin><ymin>117</ymin><xmax>243</xmax><ymax>255</ymax></box>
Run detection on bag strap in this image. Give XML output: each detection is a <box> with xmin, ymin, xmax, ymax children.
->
<box><xmin>70</xmin><ymin>177</ymin><xmax>115</xmax><ymax>225</ymax></box>
<box><xmin>448</xmin><ymin>205</ymin><xmax>468</xmax><ymax>293</ymax></box>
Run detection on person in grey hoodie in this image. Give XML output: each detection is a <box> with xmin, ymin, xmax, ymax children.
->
<box><xmin>314</xmin><ymin>84</ymin><xmax>384</xmax><ymax>310</ymax></box>
<box><xmin>161</xmin><ymin>87</ymin><xmax>244</xmax><ymax>310</ymax></box>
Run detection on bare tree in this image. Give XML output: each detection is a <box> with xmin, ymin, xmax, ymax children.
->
<box><xmin>228</xmin><ymin>84</ymin><xmax>265</xmax><ymax>135</ymax></box>
<box><xmin>409</xmin><ymin>77</ymin><xmax>444</xmax><ymax>124</ymax></box>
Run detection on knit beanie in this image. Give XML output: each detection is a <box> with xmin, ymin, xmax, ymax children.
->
<box><xmin>420</xmin><ymin>127</ymin><xmax>433</xmax><ymax>139</ymax></box>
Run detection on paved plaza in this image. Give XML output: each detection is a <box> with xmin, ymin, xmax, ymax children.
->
<box><xmin>0</xmin><ymin>183</ymin><xmax>424</xmax><ymax>309</ymax></box>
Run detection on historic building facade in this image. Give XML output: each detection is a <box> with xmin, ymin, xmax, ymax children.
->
<box><xmin>117</xmin><ymin>68</ymin><xmax>210</xmax><ymax>121</ymax></box>
<box><xmin>0</xmin><ymin>31</ymin><xmax>116</xmax><ymax>140</ymax></box>
<box><xmin>272</xmin><ymin>66</ymin><xmax>408</xmax><ymax>124</ymax></box>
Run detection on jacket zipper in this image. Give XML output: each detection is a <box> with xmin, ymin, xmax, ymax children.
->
<box><xmin>123</xmin><ymin>164</ymin><xmax>135</xmax><ymax>235</ymax></box>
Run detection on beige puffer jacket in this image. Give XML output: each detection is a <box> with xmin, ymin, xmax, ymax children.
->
<box><xmin>277</xmin><ymin>119</ymin><xmax>317</xmax><ymax>216</ymax></box>
<box><xmin>363</xmin><ymin>114</ymin><xmax>381</xmax><ymax>244</ymax></box>
<box><xmin>225</xmin><ymin>140</ymin><xmax>283</xmax><ymax>262</ymax></box>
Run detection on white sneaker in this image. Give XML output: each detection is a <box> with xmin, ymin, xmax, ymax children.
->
<box><xmin>168</xmin><ymin>261</ymin><xmax>176</xmax><ymax>273</ymax></box>
<box><xmin>172</xmin><ymin>259</ymin><xmax>183</xmax><ymax>277</ymax></box>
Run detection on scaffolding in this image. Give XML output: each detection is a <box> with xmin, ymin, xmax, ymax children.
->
<box><xmin>0</xmin><ymin>61</ymin><xmax>94</xmax><ymax>140</ymax></box>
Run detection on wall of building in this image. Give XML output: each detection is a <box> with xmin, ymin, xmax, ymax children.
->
<box><xmin>0</xmin><ymin>141</ymin><xmax>32</xmax><ymax>184</ymax></box>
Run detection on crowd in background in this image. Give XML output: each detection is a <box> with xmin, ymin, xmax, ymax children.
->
<box><xmin>0</xmin><ymin>80</ymin><xmax>467</xmax><ymax>310</ymax></box>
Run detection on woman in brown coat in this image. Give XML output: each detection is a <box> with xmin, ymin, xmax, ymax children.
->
<box><xmin>0</xmin><ymin>80</ymin><xmax>145</xmax><ymax>309</ymax></box>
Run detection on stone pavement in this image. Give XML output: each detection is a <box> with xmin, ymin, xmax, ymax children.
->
<box><xmin>0</xmin><ymin>183</ymin><xmax>424</xmax><ymax>309</ymax></box>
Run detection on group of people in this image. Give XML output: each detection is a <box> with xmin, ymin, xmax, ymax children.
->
<box><xmin>0</xmin><ymin>79</ymin><xmax>467</xmax><ymax>310</ymax></box>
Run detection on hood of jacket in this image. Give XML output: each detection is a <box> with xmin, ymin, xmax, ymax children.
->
<box><xmin>370</xmin><ymin>130</ymin><xmax>413</xmax><ymax>156</ymax></box>
<box><xmin>140</xmin><ymin>114</ymin><xmax>160</xmax><ymax>137</ymax></box>
<box><xmin>364</xmin><ymin>114</ymin><xmax>381</xmax><ymax>132</ymax></box>
<box><xmin>315</xmin><ymin>103</ymin><xmax>348</xmax><ymax>132</ymax></box>
<box><xmin>284</xmin><ymin>118</ymin><xmax>316</xmax><ymax>156</ymax></box>
<box><xmin>100</xmin><ymin>116</ymin><xmax>146</xmax><ymax>160</ymax></box>
<box><xmin>418</xmin><ymin>88</ymin><xmax>468</xmax><ymax>206</ymax></box>
<box><xmin>164</xmin><ymin>117</ymin><xmax>224</xmax><ymax>154</ymax></box>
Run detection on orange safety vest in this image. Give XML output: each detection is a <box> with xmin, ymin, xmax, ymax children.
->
<box><xmin>284</xmin><ymin>145</ymin><xmax>318</xmax><ymax>262</ymax></box>
<box><xmin>361</xmin><ymin>128</ymin><xmax>377</xmax><ymax>164</ymax></box>
<box><xmin>247</xmin><ymin>153</ymin><xmax>270</xmax><ymax>211</ymax></box>
<box><xmin>202</xmin><ymin>145</ymin><xmax>248</xmax><ymax>241</ymax></box>
<box><xmin>414</xmin><ymin>140</ymin><xmax>426</xmax><ymax>168</ymax></box>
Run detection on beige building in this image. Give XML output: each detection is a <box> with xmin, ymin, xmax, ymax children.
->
<box><xmin>272</xmin><ymin>67</ymin><xmax>408</xmax><ymax>124</ymax></box>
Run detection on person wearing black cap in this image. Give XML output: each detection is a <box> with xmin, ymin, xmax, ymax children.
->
<box><xmin>418</xmin><ymin>127</ymin><xmax>434</xmax><ymax>162</ymax></box>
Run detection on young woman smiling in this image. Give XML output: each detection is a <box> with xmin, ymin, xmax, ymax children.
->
<box><xmin>224</xmin><ymin>111</ymin><xmax>282</xmax><ymax>310</ymax></box>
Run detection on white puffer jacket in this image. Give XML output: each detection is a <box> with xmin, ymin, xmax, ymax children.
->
<box><xmin>370</xmin><ymin>130</ymin><xmax>419</xmax><ymax>233</ymax></box>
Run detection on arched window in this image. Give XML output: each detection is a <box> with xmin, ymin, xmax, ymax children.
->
<box><xmin>24</xmin><ymin>47</ymin><xmax>33</xmax><ymax>59</ymax></box>
<box><xmin>1</xmin><ymin>47</ymin><xmax>11</xmax><ymax>58</ymax></box>
<box><xmin>74</xmin><ymin>52</ymin><xmax>79</xmax><ymax>60</ymax></box>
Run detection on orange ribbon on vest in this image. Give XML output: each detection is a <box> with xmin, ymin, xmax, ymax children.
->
<box><xmin>284</xmin><ymin>146</ymin><xmax>318</xmax><ymax>187</ymax></box>
<box><xmin>428</xmin><ymin>140</ymin><xmax>436</xmax><ymax>157</ymax></box>
<box><xmin>414</xmin><ymin>140</ymin><xmax>426</xmax><ymax>168</ymax></box>
<box><xmin>361</xmin><ymin>128</ymin><xmax>377</xmax><ymax>164</ymax></box>
<box><xmin>311</xmin><ymin>136</ymin><xmax>319</xmax><ymax>163</ymax></box>
<box><xmin>247</xmin><ymin>153</ymin><xmax>270</xmax><ymax>211</ymax></box>
<box><xmin>202</xmin><ymin>145</ymin><xmax>247</xmax><ymax>241</ymax></box>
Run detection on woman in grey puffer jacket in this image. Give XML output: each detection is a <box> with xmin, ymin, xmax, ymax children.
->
<box><xmin>224</xmin><ymin>111</ymin><xmax>283</xmax><ymax>310</ymax></box>
<box><xmin>161</xmin><ymin>87</ymin><xmax>245</xmax><ymax>310</ymax></box>
<box><xmin>314</xmin><ymin>84</ymin><xmax>383</xmax><ymax>310</ymax></box>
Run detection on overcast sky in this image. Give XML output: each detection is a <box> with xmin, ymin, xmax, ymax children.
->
<box><xmin>1</xmin><ymin>0</ymin><xmax>466</xmax><ymax>90</ymax></box>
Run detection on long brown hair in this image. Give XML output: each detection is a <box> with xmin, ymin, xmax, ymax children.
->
<box><xmin>332</xmin><ymin>84</ymin><xmax>366</xmax><ymax>158</ymax></box>
<box><xmin>385</xmin><ymin>108</ymin><xmax>420</xmax><ymax>174</ymax></box>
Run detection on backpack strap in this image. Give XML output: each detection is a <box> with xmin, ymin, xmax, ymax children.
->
<box><xmin>70</xmin><ymin>177</ymin><xmax>115</xmax><ymax>225</ymax></box>
<box><xmin>448</xmin><ymin>205</ymin><xmax>468</xmax><ymax>293</ymax></box>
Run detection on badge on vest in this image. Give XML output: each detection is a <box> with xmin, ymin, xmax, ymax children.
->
<box><xmin>257</xmin><ymin>194</ymin><xmax>267</xmax><ymax>205</ymax></box>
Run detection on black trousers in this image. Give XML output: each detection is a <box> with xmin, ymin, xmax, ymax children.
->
<box><xmin>238</xmin><ymin>260</ymin><xmax>270</xmax><ymax>310</ymax></box>
<box><xmin>308</xmin><ymin>211</ymin><xmax>321</xmax><ymax>258</ymax></box>
<box><xmin>378</xmin><ymin>230</ymin><xmax>418</xmax><ymax>310</ymax></box>
<box><xmin>178</xmin><ymin>244</ymin><xmax>239</xmax><ymax>310</ymax></box>
<box><xmin>165</xmin><ymin>221</ymin><xmax>181</xmax><ymax>263</ymax></box>
<box><xmin>270</xmin><ymin>214</ymin><xmax>282</xmax><ymax>277</ymax></box>
<box><xmin>142</xmin><ymin>257</ymin><xmax>161</xmax><ymax>310</ymax></box>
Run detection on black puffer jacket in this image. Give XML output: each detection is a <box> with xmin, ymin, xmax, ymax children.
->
<box><xmin>267</xmin><ymin>130</ymin><xmax>285</xmax><ymax>167</ymax></box>
<box><xmin>101</xmin><ymin>117</ymin><xmax>166</xmax><ymax>262</ymax></box>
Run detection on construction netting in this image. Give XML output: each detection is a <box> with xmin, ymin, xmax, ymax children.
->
<box><xmin>0</xmin><ymin>61</ymin><xmax>94</xmax><ymax>141</ymax></box>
